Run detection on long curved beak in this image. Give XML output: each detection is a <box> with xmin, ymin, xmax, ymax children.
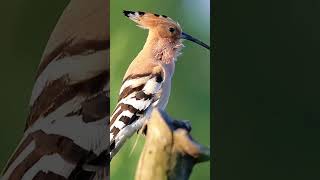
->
<box><xmin>181</xmin><ymin>32</ymin><xmax>210</xmax><ymax>50</ymax></box>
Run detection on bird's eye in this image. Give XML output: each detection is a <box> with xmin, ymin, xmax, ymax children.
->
<box><xmin>169</xmin><ymin>27</ymin><xmax>175</xmax><ymax>33</ymax></box>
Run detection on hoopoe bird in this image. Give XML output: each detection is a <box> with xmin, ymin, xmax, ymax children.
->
<box><xmin>1</xmin><ymin>0</ymin><xmax>109</xmax><ymax>179</ymax></box>
<box><xmin>109</xmin><ymin>10</ymin><xmax>209</xmax><ymax>159</ymax></box>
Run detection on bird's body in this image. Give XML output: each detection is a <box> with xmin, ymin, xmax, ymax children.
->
<box><xmin>109</xmin><ymin>52</ymin><xmax>176</xmax><ymax>158</ymax></box>
<box><xmin>109</xmin><ymin>10</ymin><xmax>209</xmax><ymax>159</ymax></box>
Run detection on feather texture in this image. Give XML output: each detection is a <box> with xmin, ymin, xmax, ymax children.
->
<box><xmin>1</xmin><ymin>0</ymin><xmax>110</xmax><ymax>179</ymax></box>
<box><xmin>109</xmin><ymin>70</ymin><xmax>164</xmax><ymax>158</ymax></box>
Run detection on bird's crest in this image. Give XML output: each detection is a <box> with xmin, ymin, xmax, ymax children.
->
<box><xmin>123</xmin><ymin>10</ymin><xmax>181</xmax><ymax>31</ymax></box>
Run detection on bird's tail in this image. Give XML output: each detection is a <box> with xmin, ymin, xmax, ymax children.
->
<box><xmin>129</xmin><ymin>121</ymin><xmax>147</xmax><ymax>157</ymax></box>
<box><xmin>129</xmin><ymin>131</ymin><xmax>142</xmax><ymax>157</ymax></box>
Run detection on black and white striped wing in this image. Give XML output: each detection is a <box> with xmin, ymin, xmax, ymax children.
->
<box><xmin>109</xmin><ymin>70</ymin><xmax>164</xmax><ymax>158</ymax></box>
<box><xmin>1</xmin><ymin>47</ymin><xmax>109</xmax><ymax>180</ymax></box>
<box><xmin>1</xmin><ymin>0</ymin><xmax>110</xmax><ymax>178</ymax></box>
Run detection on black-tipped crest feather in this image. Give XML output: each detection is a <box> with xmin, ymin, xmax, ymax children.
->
<box><xmin>123</xmin><ymin>10</ymin><xmax>135</xmax><ymax>17</ymax></box>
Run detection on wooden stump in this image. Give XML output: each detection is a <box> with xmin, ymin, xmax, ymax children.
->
<box><xmin>135</xmin><ymin>109</ymin><xmax>210</xmax><ymax>180</ymax></box>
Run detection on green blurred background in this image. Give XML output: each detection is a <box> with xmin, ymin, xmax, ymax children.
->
<box><xmin>110</xmin><ymin>0</ymin><xmax>210</xmax><ymax>179</ymax></box>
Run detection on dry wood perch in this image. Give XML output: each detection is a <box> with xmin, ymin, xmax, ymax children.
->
<box><xmin>135</xmin><ymin>109</ymin><xmax>210</xmax><ymax>180</ymax></box>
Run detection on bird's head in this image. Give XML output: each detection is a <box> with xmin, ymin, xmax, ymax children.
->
<box><xmin>123</xmin><ymin>10</ymin><xmax>209</xmax><ymax>64</ymax></box>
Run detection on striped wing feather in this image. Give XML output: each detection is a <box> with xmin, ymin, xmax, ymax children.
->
<box><xmin>109</xmin><ymin>69</ymin><xmax>164</xmax><ymax>158</ymax></box>
<box><xmin>1</xmin><ymin>0</ymin><xmax>110</xmax><ymax>178</ymax></box>
<box><xmin>2</xmin><ymin>52</ymin><xmax>109</xmax><ymax>180</ymax></box>
<box><xmin>2</xmin><ymin>1</ymin><xmax>110</xmax><ymax>178</ymax></box>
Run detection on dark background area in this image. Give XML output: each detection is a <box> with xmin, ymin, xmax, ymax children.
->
<box><xmin>213</xmin><ymin>0</ymin><xmax>320</xmax><ymax>179</ymax></box>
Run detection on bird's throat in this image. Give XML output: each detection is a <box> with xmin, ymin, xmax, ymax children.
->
<box><xmin>150</xmin><ymin>41</ymin><xmax>183</xmax><ymax>64</ymax></box>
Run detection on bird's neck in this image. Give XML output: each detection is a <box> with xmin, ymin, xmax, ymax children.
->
<box><xmin>141</xmin><ymin>32</ymin><xmax>183</xmax><ymax>64</ymax></box>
